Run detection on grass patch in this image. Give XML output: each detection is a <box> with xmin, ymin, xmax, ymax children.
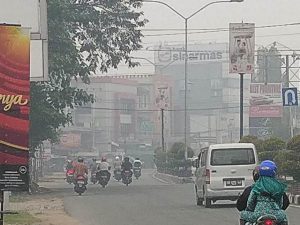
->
<box><xmin>5</xmin><ymin>212</ymin><xmax>41</xmax><ymax>225</ymax></box>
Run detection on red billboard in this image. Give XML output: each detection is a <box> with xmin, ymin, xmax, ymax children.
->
<box><xmin>0</xmin><ymin>25</ymin><xmax>30</xmax><ymax>191</ymax></box>
<box><xmin>249</xmin><ymin>83</ymin><xmax>283</xmax><ymax>118</ymax></box>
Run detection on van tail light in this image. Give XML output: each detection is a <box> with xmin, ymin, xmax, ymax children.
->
<box><xmin>205</xmin><ymin>169</ymin><xmax>210</xmax><ymax>184</ymax></box>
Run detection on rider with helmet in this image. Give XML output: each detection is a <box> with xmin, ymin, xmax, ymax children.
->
<box><xmin>73</xmin><ymin>157</ymin><xmax>88</xmax><ymax>184</ymax></box>
<box><xmin>240</xmin><ymin>160</ymin><xmax>288</xmax><ymax>225</ymax></box>
<box><xmin>121</xmin><ymin>156</ymin><xmax>133</xmax><ymax>178</ymax></box>
<box><xmin>237</xmin><ymin>166</ymin><xmax>289</xmax><ymax>211</ymax></box>
<box><xmin>97</xmin><ymin>157</ymin><xmax>111</xmax><ymax>181</ymax></box>
<box><xmin>90</xmin><ymin>158</ymin><xmax>98</xmax><ymax>175</ymax></box>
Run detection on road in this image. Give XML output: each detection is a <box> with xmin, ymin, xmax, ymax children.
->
<box><xmin>51</xmin><ymin>169</ymin><xmax>300</xmax><ymax>225</ymax></box>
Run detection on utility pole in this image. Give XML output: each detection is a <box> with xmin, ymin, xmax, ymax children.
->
<box><xmin>240</xmin><ymin>73</ymin><xmax>244</xmax><ymax>139</ymax></box>
<box><xmin>0</xmin><ymin>190</ymin><xmax>3</xmax><ymax>225</ymax></box>
<box><xmin>161</xmin><ymin>108</ymin><xmax>165</xmax><ymax>154</ymax></box>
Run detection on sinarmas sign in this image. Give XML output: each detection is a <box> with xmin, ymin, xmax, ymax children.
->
<box><xmin>0</xmin><ymin>25</ymin><xmax>30</xmax><ymax>192</ymax></box>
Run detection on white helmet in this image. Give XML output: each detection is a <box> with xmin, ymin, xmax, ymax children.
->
<box><xmin>115</xmin><ymin>156</ymin><xmax>120</xmax><ymax>161</ymax></box>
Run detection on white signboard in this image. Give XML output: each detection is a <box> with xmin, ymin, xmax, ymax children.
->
<box><xmin>154</xmin><ymin>43</ymin><xmax>227</xmax><ymax>66</ymax></box>
<box><xmin>229</xmin><ymin>23</ymin><xmax>255</xmax><ymax>74</ymax></box>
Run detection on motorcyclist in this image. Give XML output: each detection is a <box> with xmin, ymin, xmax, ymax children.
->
<box><xmin>97</xmin><ymin>157</ymin><xmax>111</xmax><ymax>181</ymax></box>
<box><xmin>113</xmin><ymin>156</ymin><xmax>122</xmax><ymax>176</ymax></box>
<box><xmin>73</xmin><ymin>157</ymin><xmax>88</xmax><ymax>185</ymax></box>
<box><xmin>237</xmin><ymin>166</ymin><xmax>289</xmax><ymax>212</ymax></box>
<box><xmin>66</xmin><ymin>159</ymin><xmax>74</xmax><ymax>170</ymax></box>
<box><xmin>240</xmin><ymin>160</ymin><xmax>288</xmax><ymax>225</ymax></box>
<box><xmin>121</xmin><ymin>156</ymin><xmax>133</xmax><ymax>178</ymax></box>
<box><xmin>90</xmin><ymin>158</ymin><xmax>98</xmax><ymax>175</ymax></box>
<box><xmin>133</xmin><ymin>158</ymin><xmax>142</xmax><ymax>169</ymax></box>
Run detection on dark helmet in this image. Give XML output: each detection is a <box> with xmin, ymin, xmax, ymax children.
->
<box><xmin>124</xmin><ymin>157</ymin><xmax>129</xmax><ymax>162</ymax></box>
<box><xmin>101</xmin><ymin>157</ymin><xmax>107</xmax><ymax>162</ymax></box>
<box><xmin>253</xmin><ymin>166</ymin><xmax>260</xmax><ymax>182</ymax></box>
<box><xmin>92</xmin><ymin>158</ymin><xmax>97</xmax><ymax>162</ymax></box>
<box><xmin>78</xmin><ymin>157</ymin><xmax>84</xmax><ymax>163</ymax></box>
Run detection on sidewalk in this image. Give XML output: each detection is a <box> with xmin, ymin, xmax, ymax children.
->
<box><xmin>5</xmin><ymin>173</ymin><xmax>81</xmax><ymax>225</ymax></box>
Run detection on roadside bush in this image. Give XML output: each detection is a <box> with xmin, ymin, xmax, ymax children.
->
<box><xmin>262</xmin><ymin>137</ymin><xmax>285</xmax><ymax>152</ymax></box>
<box><xmin>287</xmin><ymin>135</ymin><xmax>300</xmax><ymax>152</ymax></box>
<box><xmin>239</xmin><ymin>135</ymin><xmax>264</xmax><ymax>152</ymax></box>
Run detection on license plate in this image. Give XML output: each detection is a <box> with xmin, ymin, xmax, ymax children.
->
<box><xmin>224</xmin><ymin>179</ymin><xmax>243</xmax><ymax>186</ymax></box>
<box><xmin>78</xmin><ymin>181</ymin><xmax>84</xmax><ymax>184</ymax></box>
<box><xmin>101</xmin><ymin>176</ymin><xmax>107</xmax><ymax>178</ymax></box>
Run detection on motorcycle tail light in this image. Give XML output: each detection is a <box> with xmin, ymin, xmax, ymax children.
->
<box><xmin>264</xmin><ymin>220</ymin><xmax>274</xmax><ymax>225</ymax></box>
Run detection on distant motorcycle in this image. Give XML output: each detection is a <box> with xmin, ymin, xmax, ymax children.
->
<box><xmin>97</xmin><ymin>170</ymin><xmax>110</xmax><ymax>188</ymax></box>
<box><xmin>90</xmin><ymin>172</ymin><xmax>97</xmax><ymax>184</ymax></box>
<box><xmin>133</xmin><ymin>167</ymin><xmax>141</xmax><ymax>180</ymax></box>
<box><xmin>122</xmin><ymin>170</ymin><xmax>132</xmax><ymax>186</ymax></box>
<box><xmin>74</xmin><ymin>175</ymin><xmax>87</xmax><ymax>196</ymax></box>
<box><xmin>66</xmin><ymin>169</ymin><xmax>75</xmax><ymax>184</ymax></box>
<box><xmin>114</xmin><ymin>169</ymin><xmax>122</xmax><ymax>182</ymax></box>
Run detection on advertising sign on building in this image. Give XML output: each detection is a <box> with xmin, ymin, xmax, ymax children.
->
<box><xmin>249</xmin><ymin>83</ymin><xmax>283</xmax><ymax>118</ymax></box>
<box><xmin>0</xmin><ymin>25</ymin><xmax>30</xmax><ymax>191</ymax></box>
<box><xmin>154</xmin><ymin>43</ymin><xmax>227</xmax><ymax>66</ymax></box>
<box><xmin>229</xmin><ymin>23</ymin><xmax>255</xmax><ymax>74</ymax></box>
<box><xmin>60</xmin><ymin>133</ymin><xmax>81</xmax><ymax>148</ymax></box>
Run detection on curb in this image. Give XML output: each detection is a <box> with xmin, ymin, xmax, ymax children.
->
<box><xmin>153</xmin><ymin>171</ymin><xmax>194</xmax><ymax>184</ymax></box>
<box><xmin>287</xmin><ymin>193</ymin><xmax>300</xmax><ymax>205</ymax></box>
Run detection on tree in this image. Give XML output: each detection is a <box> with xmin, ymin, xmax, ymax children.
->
<box><xmin>262</xmin><ymin>137</ymin><xmax>286</xmax><ymax>152</ymax></box>
<box><xmin>239</xmin><ymin>135</ymin><xmax>264</xmax><ymax>152</ymax></box>
<box><xmin>287</xmin><ymin>135</ymin><xmax>300</xmax><ymax>152</ymax></box>
<box><xmin>30</xmin><ymin>0</ymin><xmax>147</xmax><ymax>149</ymax></box>
<box><xmin>274</xmin><ymin>150</ymin><xmax>300</xmax><ymax>181</ymax></box>
<box><xmin>169</xmin><ymin>142</ymin><xmax>194</xmax><ymax>159</ymax></box>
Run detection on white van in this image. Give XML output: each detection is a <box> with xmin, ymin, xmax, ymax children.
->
<box><xmin>194</xmin><ymin>143</ymin><xmax>258</xmax><ymax>207</ymax></box>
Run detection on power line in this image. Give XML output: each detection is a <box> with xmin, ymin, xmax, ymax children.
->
<box><xmin>142</xmin><ymin>22</ymin><xmax>300</xmax><ymax>37</ymax></box>
<box><xmin>76</xmin><ymin>104</ymin><xmax>251</xmax><ymax>112</ymax></box>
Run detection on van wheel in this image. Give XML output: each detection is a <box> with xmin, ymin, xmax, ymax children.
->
<box><xmin>204</xmin><ymin>197</ymin><xmax>211</xmax><ymax>208</ymax></box>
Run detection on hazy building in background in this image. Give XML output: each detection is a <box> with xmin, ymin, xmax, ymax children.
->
<box><xmin>154</xmin><ymin>42</ymin><xmax>250</xmax><ymax>146</ymax></box>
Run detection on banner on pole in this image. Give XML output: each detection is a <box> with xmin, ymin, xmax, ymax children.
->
<box><xmin>0</xmin><ymin>25</ymin><xmax>30</xmax><ymax>192</ymax></box>
<box><xmin>229</xmin><ymin>23</ymin><xmax>255</xmax><ymax>74</ymax></box>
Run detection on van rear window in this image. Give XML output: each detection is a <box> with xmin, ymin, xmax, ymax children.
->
<box><xmin>211</xmin><ymin>148</ymin><xmax>255</xmax><ymax>166</ymax></box>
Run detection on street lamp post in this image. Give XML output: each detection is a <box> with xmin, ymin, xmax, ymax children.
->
<box><xmin>143</xmin><ymin>0</ymin><xmax>244</xmax><ymax>159</ymax></box>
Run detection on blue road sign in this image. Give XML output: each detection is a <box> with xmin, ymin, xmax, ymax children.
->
<box><xmin>282</xmin><ymin>87</ymin><xmax>298</xmax><ymax>106</ymax></box>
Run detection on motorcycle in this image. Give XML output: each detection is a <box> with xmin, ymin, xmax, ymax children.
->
<box><xmin>97</xmin><ymin>170</ymin><xmax>110</xmax><ymax>188</ymax></box>
<box><xmin>242</xmin><ymin>215</ymin><xmax>287</xmax><ymax>225</ymax></box>
<box><xmin>133</xmin><ymin>167</ymin><xmax>141</xmax><ymax>180</ymax></box>
<box><xmin>122</xmin><ymin>170</ymin><xmax>132</xmax><ymax>186</ymax></box>
<box><xmin>66</xmin><ymin>169</ymin><xmax>74</xmax><ymax>184</ymax></box>
<box><xmin>74</xmin><ymin>175</ymin><xmax>87</xmax><ymax>196</ymax></box>
<box><xmin>90</xmin><ymin>171</ymin><xmax>97</xmax><ymax>184</ymax></box>
<box><xmin>114</xmin><ymin>169</ymin><xmax>122</xmax><ymax>182</ymax></box>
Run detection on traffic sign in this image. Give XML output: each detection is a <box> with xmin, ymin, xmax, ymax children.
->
<box><xmin>282</xmin><ymin>88</ymin><xmax>298</xmax><ymax>106</ymax></box>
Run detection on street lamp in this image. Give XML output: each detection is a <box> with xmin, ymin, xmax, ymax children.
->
<box><xmin>143</xmin><ymin>0</ymin><xmax>244</xmax><ymax>159</ymax></box>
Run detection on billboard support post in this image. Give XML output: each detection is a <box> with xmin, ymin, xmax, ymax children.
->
<box><xmin>0</xmin><ymin>190</ymin><xmax>3</xmax><ymax>225</ymax></box>
<box><xmin>240</xmin><ymin>73</ymin><xmax>244</xmax><ymax>139</ymax></box>
<box><xmin>229</xmin><ymin>23</ymin><xmax>255</xmax><ymax>140</ymax></box>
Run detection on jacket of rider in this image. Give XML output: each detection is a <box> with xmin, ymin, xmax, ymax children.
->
<box><xmin>121</xmin><ymin>161</ymin><xmax>133</xmax><ymax>171</ymax></box>
<box><xmin>74</xmin><ymin>162</ymin><xmax>88</xmax><ymax>177</ymax></box>
<box><xmin>237</xmin><ymin>185</ymin><xmax>290</xmax><ymax>212</ymax></box>
<box><xmin>240</xmin><ymin>176</ymin><xmax>288</xmax><ymax>223</ymax></box>
<box><xmin>98</xmin><ymin>162</ymin><xmax>110</xmax><ymax>171</ymax></box>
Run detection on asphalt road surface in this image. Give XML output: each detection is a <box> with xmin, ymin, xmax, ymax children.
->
<box><xmin>55</xmin><ymin>169</ymin><xmax>300</xmax><ymax>225</ymax></box>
